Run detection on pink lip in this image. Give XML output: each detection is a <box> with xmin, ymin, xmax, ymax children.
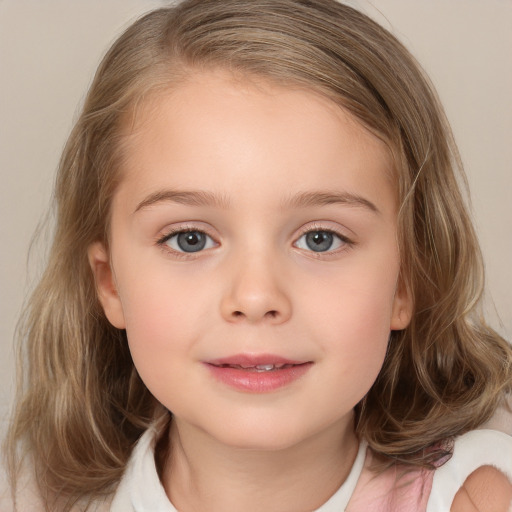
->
<box><xmin>204</xmin><ymin>353</ymin><xmax>313</xmax><ymax>393</ymax></box>
<box><xmin>207</xmin><ymin>354</ymin><xmax>305</xmax><ymax>367</ymax></box>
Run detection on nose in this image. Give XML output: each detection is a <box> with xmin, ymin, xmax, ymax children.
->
<box><xmin>219</xmin><ymin>252</ymin><xmax>292</xmax><ymax>325</ymax></box>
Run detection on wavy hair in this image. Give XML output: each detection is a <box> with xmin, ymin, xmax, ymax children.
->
<box><xmin>5</xmin><ymin>0</ymin><xmax>511</xmax><ymax>509</ymax></box>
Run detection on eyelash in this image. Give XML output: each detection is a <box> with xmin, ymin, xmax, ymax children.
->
<box><xmin>156</xmin><ymin>225</ymin><xmax>218</xmax><ymax>260</ymax></box>
<box><xmin>295</xmin><ymin>223</ymin><xmax>354</xmax><ymax>258</ymax></box>
<box><xmin>156</xmin><ymin>224</ymin><xmax>354</xmax><ymax>259</ymax></box>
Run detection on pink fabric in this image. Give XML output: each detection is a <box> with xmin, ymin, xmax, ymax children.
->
<box><xmin>346</xmin><ymin>448</ymin><xmax>435</xmax><ymax>512</ymax></box>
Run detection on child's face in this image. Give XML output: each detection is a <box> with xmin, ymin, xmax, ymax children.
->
<box><xmin>90</xmin><ymin>70</ymin><xmax>412</xmax><ymax>450</ymax></box>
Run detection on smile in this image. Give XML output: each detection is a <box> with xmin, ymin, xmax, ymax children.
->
<box><xmin>204</xmin><ymin>354</ymin><xmax>313</xmax><ymax>393</ymax></box>
<box><xmin>214</xmin><ymin>363</ymin><xmax>296</xmax><ymax>372</ymax></box>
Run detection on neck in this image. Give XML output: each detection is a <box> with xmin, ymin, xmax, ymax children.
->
<box><xmin>161</xmin><ymin>415</ymin><xmax>359</xmax><ymax>512</ymax></box>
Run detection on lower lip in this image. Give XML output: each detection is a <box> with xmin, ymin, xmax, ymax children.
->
<box><xmin>204</xmin><ymin>363</ymin><xmax>313</xmax><ymax>393</ymax></box>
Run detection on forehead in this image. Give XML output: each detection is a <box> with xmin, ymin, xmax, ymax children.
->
<box><xmin>116</xmin><ymin>70</ymin><xmax>395</xmax><ymax>213</ymax></box>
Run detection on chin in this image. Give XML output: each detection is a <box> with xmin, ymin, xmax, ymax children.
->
<box><xmin>221</xmin><ymin>432</ymin><xmax>304</xmax><ymax>452</ymax></box>
<box><xmin>206</xmin><ymin>416</ymin><xmax>327</xmax><ymax>453</ymax></box>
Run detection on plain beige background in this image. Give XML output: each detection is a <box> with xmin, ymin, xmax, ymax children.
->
<box><xmin>1</xmin><ymin>0</ymin><xmax>511</xmax><ymax>434</ymax></box>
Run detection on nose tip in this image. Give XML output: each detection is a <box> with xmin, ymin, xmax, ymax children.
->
<box><xmin>220</xmin><ymin>263</ymin><xmax>292</xmax><ymax>325</ymax></box>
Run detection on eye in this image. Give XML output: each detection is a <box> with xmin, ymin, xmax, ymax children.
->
<box><xmin>160</xmin><ymin>230</ymin><xmax>216</xmax><ymax>253</ymax></box>
<box><xmin>295</xmin><ymin>230</ymin><xmax>348</xmax><ymax>253</ymax></box>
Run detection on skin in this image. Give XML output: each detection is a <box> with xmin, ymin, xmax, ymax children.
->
<box><xmin>451</xmin><ymin>466</ymin><xmax>512</xmax><ymax>512</ymax></box>
<box><xmin>87</xmin><ymin>69</ymin><xmax>512</xmax><ymax>512</ymax></box>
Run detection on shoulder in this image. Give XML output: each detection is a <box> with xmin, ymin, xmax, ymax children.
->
<box><xmin>427</xmin><ymin>415</ymin><xmax>512</xmax><ymax>512</ymax></box>
<box><xmin>450</xmin><ymin>465</ymin><xmax>512</xmax><ymax>512</ymax></box>
<box><xmin>453</xmin><ymin>395</ymin><xmax>512</xmax><ymax>512</ymax></box>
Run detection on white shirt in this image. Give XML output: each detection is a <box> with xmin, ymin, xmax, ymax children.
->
<box><xmin>110</xmin><ymin>428</ymin><xmax>368</xmax><ymax>512</ymax></box>
<box><xmin>110</xmin><ymin>426</ymin><xmax>512</xmax><ymax>512</ymax></box>
<box><xmin>2</xmin><ymin>396</ymin><xmax>511</xmax><ymax>511</ymax></box>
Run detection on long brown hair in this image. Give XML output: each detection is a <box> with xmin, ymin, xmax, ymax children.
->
<box><xmin>6</xmin><ymin>0</ymin><xmax>511</xmax><ymax>509</ymax></box>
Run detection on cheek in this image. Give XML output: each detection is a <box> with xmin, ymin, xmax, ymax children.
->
<box><xmin>120</xmin><ymin>291</ymin><xmax>197</xmax><ymax>410</ymax></box>
<box><xmin>303</xmin><ymin>251</ymin><xmax>399</xmax><ymax>339</ymax></box>
<box><xmin>301</xmin><ymin>254</ymin><xmax>398</xmax><ymax>395</ymax></box>
<box><xmin>115</xmin><ymin>269</ymin><xmax>206</xmax><ymax>379</ymax></box>
<box><xmin>327</xmin><ymin>287</ymin><xmax>391</xmax><ymax>374</ymax></box>
<box><xmin>319</xmin><ymin>292</ymin><xmax>391</xmax><ymax>408</ymax></box>
<box><xmin>117</xmin><ymin>257</ymin><xmax>210</xmax><ymax>333</ymax></box>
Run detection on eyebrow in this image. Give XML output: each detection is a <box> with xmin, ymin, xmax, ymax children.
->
<box><xmin>282</xmin><ymin>191</ymin><xmax>380</xmax><ymax>214</ymax></box>
<box><xmin>134</xmin><ymin>188</ymin><xmax>379</xmax><ymax>214</ymax></box>
<box><xmin>134</xmin><ymin>189</ymin><xmax>231</xmax><ymax>213</ymax></box>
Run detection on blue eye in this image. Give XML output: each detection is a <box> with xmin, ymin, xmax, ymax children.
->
<box><xmin>295</xmin><ymin>230</ymin><xmax>347</xmax><ymax>253</ymax></box>
<box><xmin>162</xmin><ymin>230</ymin><xmax>216</xmax><ymax>253</ymax></box>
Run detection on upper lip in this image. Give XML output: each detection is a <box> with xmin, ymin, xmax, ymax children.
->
<box><xmin>206</xmin><ymin>354</ymin><xmax>308</xmax><ymax>367</ymax></box>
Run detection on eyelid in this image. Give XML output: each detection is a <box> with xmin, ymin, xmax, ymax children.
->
<box><xmin>296</xmin><ymin>221</ymin><xmax>353</xmax><ymax>240</ymax></box>
<box><xmin>154</xmin><ymin>221</ymin><xmax>354</xmax><ymax>259</ymax></box>
<box><xmin>293</xmin><ymin>222</ymin><xmax>354</xmax><ymax>254</ymax></box>
<box><xmin>156</xmin><ymin>224</ymin><xmax>219</xmax><ymax>257</ymax></box>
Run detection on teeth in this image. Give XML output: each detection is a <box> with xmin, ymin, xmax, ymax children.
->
<box><xmin>217</xmin><ymin>363</ymin><xmax>296</xmax><ymax>371</ymax></box>
<box><xmin>255</xmin><ymin>364</ymin><xmax>275</xmax><ymax>371</ymax></box>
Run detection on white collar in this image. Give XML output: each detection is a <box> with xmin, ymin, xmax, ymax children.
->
<box><xmin>111</xmin><ymin>426</ymin><xmax>367</xmax><ymax>512</ymax></box>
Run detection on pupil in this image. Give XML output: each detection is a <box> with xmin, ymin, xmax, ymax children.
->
<box><xmin>177</xmin><ymin>232</ymin><xmax>206</xmax><ymax>252</ymax></box>
<box><xmin>306</xmin><ymin>231</ymin><xmax>333</xmax><ymax>252</ymax></box>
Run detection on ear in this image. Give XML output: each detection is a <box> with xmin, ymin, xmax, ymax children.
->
<box><xmin>390</xmin><ymin>278</ymin><xmax>413</xmax><ymax>331</ymax></box>
<box><xmin>88</xmin><ymin>241</ymin><xmax>126</xmax><ymax>329</ymax></box>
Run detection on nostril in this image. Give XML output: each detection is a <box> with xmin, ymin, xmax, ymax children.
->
<box><xmin>231</xmin><ymin>310</ymin><xmax>278</xmax><ymax>319</ymax></box>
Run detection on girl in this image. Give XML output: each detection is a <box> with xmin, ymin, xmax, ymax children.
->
<box><xmin>2</xmin><ymin>0</ymin><xmax>512</xmax><ymax>511</ymax></box>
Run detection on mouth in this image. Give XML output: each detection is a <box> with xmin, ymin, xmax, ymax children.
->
<box><xmin>206</xmin><ymin>354</ymin><xmax>309</xmax><ymax>370</ymax></box>
<box><xmin>204</xmin><ymin>355</ymin><xmax>313</xmax><ymax>392</ymax></box>
<box><xmin>211</xmin><ymin>362</ymin><xmax>303</xmax><ymax>372</ymax></box>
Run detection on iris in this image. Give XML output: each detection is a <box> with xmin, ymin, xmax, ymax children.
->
<box><xmin>177</xmin><ymin>231</ymin><xmax>207</xmax><ymax>252</ymax></box>
<box><xmin>305</xmin><ymin>231</ymin><xmax>334</xmax><ymax>252</ymax></box>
